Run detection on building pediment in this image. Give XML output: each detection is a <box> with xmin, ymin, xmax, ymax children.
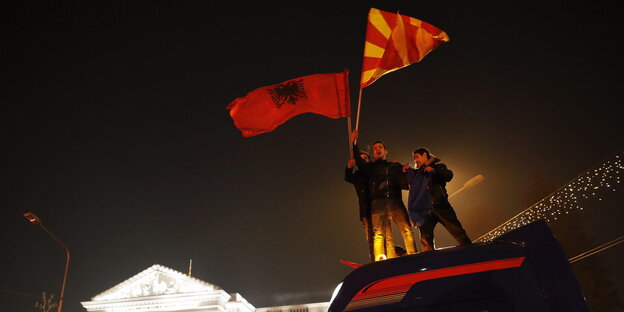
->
<box><xmin>92</xmin><ymin>264</ymin><xmax>220</xmax><ymax>301</ymax></box>
<box><xmin>80</xmin><ymin>263</ymin><xmax>326</xmax><ymax>312</ymax></box>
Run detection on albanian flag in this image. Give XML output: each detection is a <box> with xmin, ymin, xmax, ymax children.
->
<box><xmin>227</xmin><ymin>70</ymin><xmax>350</xmax><ymax>137</ymax></box>
<box><xmin>360</xmin><ymin>8</ymin><xmax>449</xmax><ymax>88</ymax></box>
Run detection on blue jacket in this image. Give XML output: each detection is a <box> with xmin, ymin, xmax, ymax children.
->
<box><xmin>406</xmin><ymin>167</ymin><xmax>433</xmax><ymax>227</ymax></box>
<box><xmin>406</xmin><ymin>158</ymin><xmax>454</xmax><ymax>226</ymax></box>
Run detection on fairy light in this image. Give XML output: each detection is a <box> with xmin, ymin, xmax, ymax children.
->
<box><xmin>475</xmin><ymin>151</ymin><xmax>623</xmax><ymax>243</ymax></box>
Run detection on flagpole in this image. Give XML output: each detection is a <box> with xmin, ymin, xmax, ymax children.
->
<box><xmin>342</xmin><ymin>69</ymin><xmax>354</xmax><ymax>160</ymax></box>
<box><xmin>354</xmin><ymin>88</ymin><xmax>363</xmax><ymax>132</ymax></box>
<box><xmin>347</xmin><ymin>116</ymin><xmax>353</xmax><ymax>159</ymax></box>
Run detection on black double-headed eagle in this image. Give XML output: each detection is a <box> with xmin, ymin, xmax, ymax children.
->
<box><xmin>267</xmin><ymin>79</ymin><xmax>306</xmax><ymax>108</ymax></box>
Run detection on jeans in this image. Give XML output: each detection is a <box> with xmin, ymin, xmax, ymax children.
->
<box><xmin>418</xmin><ymin>200</ymin><xmax>472</xmax><ymax>251</ymax></box>
<box><xmin>370</xmin><ymin>198</ymin><xmax>417</xmax><ymax>260</ymax></box>
<box><xmin>362</xmin><ymin>217</ymin><xmax>395</xmax><ymax>261</ymax></box>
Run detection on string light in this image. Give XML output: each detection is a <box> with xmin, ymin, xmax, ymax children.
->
<box><xmin>475</xmin><ymin>152</ymin><xmax>623</xmax><ymax>243</ymax></box>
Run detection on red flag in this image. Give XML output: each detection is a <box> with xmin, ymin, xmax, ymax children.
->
<box><xmin>360</xmin><ymin>8</ymin><xmax>449</xmax><ymax>88</ymax></box>
<box><xmin>339</xmin><ymin>259</ymin><xmax>362</xmax><ymax>268</ymax></box>
<box><xmin>226</xmin><ymin>70</ymin><xmax>350</xmax><ymax>137</ymax></box>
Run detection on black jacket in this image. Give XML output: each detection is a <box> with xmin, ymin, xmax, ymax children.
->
<box><xmin>352</xmin><ymin>143</ymin><xmax>407</xmax><ymax>201</ymax></box>
<box><xmin>425</xmin><ymin>160</ymin><xmax>454</xmax><ymax>207</ymax></box>
<box><xmin>344</xmin><ymin>167</ymin><xmax>370</xmax><ymax>220</ymax></box>
<box><xmin>363</xmin><ymin>159</ymin><xmax>408</xmax><ymax>200</ymax></box>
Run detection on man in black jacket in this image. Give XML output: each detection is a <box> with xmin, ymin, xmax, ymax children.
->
<box><xmin>409</xmin><ymin>147</ymin><xmax>472</xmax><ymax>251</ymax></box>
<box><xmin>353</xmin><ymin>131</ymin><xmax>417</xmax><ymax>261</ymax></box>
<box><xmin>345</xmin><ymin>149</ymin><xmax>375</xmax><ymax>262</ymax></box>
<box><xmin>345</xmin><ymin>136</ymin><xmax>397</xmax><ymax>262</ymax></box>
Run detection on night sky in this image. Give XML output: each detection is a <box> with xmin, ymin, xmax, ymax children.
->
<box><xmin>2</xmin><ymin>1</ymin><xmax>622</xmax><ymax>311</ymax></box>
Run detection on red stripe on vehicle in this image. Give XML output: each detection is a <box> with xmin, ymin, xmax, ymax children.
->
<box><xmin>351</xmin><ymin>257</ymin><xmax>525</xmax><ymax>302</ymax></box>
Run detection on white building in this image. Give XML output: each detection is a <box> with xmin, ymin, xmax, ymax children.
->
<box><xmin>255</xmin><ymin>302</ymin><xmax>329</xmax><ymax>312</ymax></box>
<box><xmin>81</xmin><ymin>264</ymin><xmax>329</xmax><ymax>312</ymax></box>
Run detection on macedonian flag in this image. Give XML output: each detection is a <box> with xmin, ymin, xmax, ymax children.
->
<box><xmin>360</xmin><ymin>8</ymin><xmax>450</xmax><ymax>88</ymax></box>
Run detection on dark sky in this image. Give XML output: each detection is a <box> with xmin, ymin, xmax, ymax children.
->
<box><xmin>2</xmin><ymin>1</ymin><xmax>622</xmax><ymax>311</ymax></box>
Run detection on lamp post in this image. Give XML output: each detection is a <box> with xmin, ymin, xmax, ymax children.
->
<box><xmin>23</xmin><ymin>212</ymin><xmax>70</xmax><ymax>312</ymax></box>
<box><xmin>448</xmin><ymin>174</ymin><xmax>485</xmax><ymax>199</ymax></box>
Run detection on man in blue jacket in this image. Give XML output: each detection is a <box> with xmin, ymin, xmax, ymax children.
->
<box><xmin>405</xmin><ymin>147</ymin><xmax>472</xmax><ymax>251</ymax></box>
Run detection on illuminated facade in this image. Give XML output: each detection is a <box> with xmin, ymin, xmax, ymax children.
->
<box><xmin>81</xmin><ymin>264</ymin><xmax>329</xmax><ymax>312</ymax></box>
<box><xmin>255</xmin><ymin>302</ymin><xmax>329</xmax><ymax>312</ymax></box>
<box><xmin>81</xmin><ymin>264</ymin><xmax>255</xmax><ymax>312</ymax></box>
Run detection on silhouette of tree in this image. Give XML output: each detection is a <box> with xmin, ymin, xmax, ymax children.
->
<box><xmin>34</xmin><ymin>292</ymin><xmax>57</xmax><ymax>312</ymax></box>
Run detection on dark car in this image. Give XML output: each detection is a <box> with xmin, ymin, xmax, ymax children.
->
<box><xmin>328</xmin><ymin>220</ymin><xmax>588</xmax><ymax>312</ymax></box>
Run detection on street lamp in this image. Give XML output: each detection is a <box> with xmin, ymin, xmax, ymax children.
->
<box><xmin>23</xmin><ymin>212</ymin><xmax>70</xmax><ymax>312</ymax></box>
<box><xmin>448</xmin><ymin>174</ymin><xmax>485</xmax><ymax>199</ymax></box>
